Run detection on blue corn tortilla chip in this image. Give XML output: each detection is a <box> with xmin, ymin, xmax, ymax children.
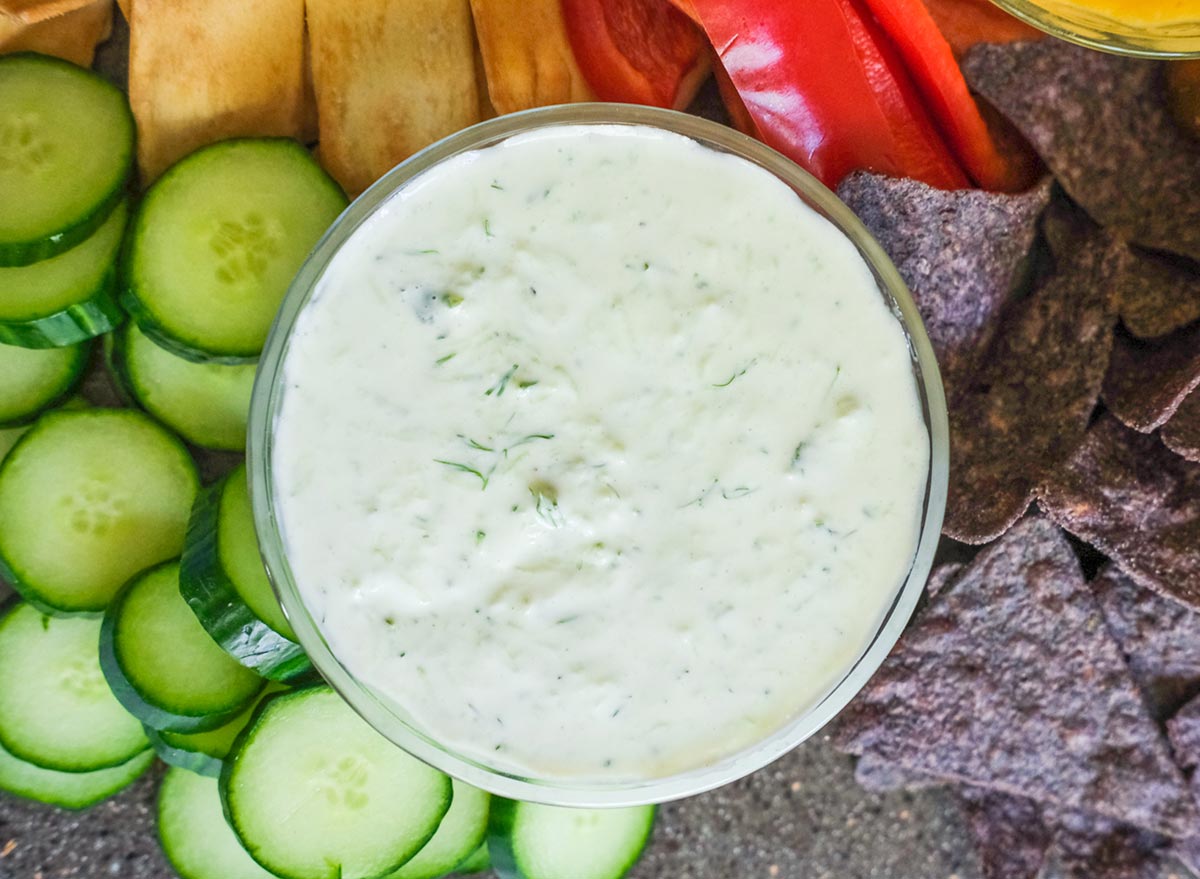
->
<box><xmin>1165</xmin><ymin>390</ymin><xmax>1200</xmax><ymax>465</ymax></box>
<box><xmin>834</xmin><ymin>516</ymin><xmax>1197</xmax><ymax>836</ymax></box>
<box><xmin>1166</xmin><ymin>700</ymin><xmax>1200</xmax><ymax>877</ymax></box>
<box><xmin>836</xmin><ymin>172</ymin><xmax>1051</xmax><ymax>404</ymax></box>
<box><xmin>1044</xmin><ymin>810</ymin><xmax>1168</xmax><ymax>879</ymax></box>
<box><xmin>1103</xmin><ymin>322</ymin><xmax>1200</xmax><ymax>434</ymax></box>
<box><xmin>1093</xmin><ymin>565</ymin><xmax>1200</xmax><ymax>720</ymax></box>
<box><xmin>958</xmin><ymin>789</ymin><xmax>1051</xmax><ymax>879</ymax></box>
<box><xmin>853</xmin><ymin>753</ymin><xmax>944</xmax><ymax>794</ymax></box>
<box><xmin>943</xmin><ymin>210</ymin><xmax>1122</xmax><ymax>544</ymax></box>
<box><xmin>1113</xmin><ymin>249</ymin><xmax>1200</xmax><ymax>341</ymax></box>
<box><xmin>1039</xmin><ymin>414</ymin><xmax>1200</xmax><ymax>612</ymax></box>
<box><xmin>963</xmin><ymin>40</ymin><xmax>1200</xmax><ymax>265</ymax></box>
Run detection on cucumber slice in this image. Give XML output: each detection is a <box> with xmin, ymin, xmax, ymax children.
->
<box><xmin>0</xmin><ymin>200</ymin><xmax>127</xmax><ymax>347</ymax></box>
<box><xmin>389</xmin><ymin>779</ymin><xmax>491</xmax><ymax>879</ymax></box>
<box><xmin>147</xmin><ymin>683</ymin><xmax>287</xmax><ymax>777</ymax></box>
<box><xmin>454</xmin><ymin>845</ymin><xmax>491</xmax><ymax>875</ymax></box>
<box><xmin>181</xmin><ymin>464</ymin><xmax>309</xmax><ymax>681</ymax></box>
<box><xmin>488</xmin><ymin>800</ymin><xmax>655</xmax><ymax>879</ymax></box>
<box><xmin>0</xmin><ymin>602</ymin><xmax>149</xmax><ymax>771</ymax></box>
<box><xmin>221</xmin><ymin>686</ymin><xmax>452</xmax><ymax>879</ymax></box>
<box><xmin>158</xmin><ymin>768</ymin><xmax>279</xmax><ymax>879</ymax></box>
<box><xmin>0</xmin><ymin>340</ymin><xmax>89</xmax><ymax>427</ymax></box>
<box><xmin>101</xmin><ymin>561</ymin><xmax>264</xmax><ymax>733</ymax></box>
<box><xmin>0</xmin><ymin>409</ymin><xmax>199</xmax><ymax>614</ymax></box>
<box><xmin>124</xmin><ymin>138</ymin><xmax>347</xmax><ymax>361</ymax></box>
<box><xmin>107</xmin><ymin>321</ymin><xmax>256</xmax><ymax>450</ymax></box>
<box><xmin>0</xmin><ymin>426</ymin><xmax>27</xmax><ymax>463</ymax></box>
<box><xmin>0</xmin><ymin>395</ymin><xmax>87</xmax><ymax>463</ymax></box>
<box><xmin>0</xmin><ymin>54</ymin><xmax>133</xmax><ymax>267</ymax></box>
<box><xmin>0</xmin><ymin>740</ymin><xmax>152</xmax><ymax>810</ymax></box>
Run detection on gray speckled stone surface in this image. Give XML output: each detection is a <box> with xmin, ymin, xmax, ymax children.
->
<box><xmin>1</xmin><ymin>739</ymin><xmax>982</xmax><ymax>879</ymax></box>
<box><xmin>0</xmin><ymin>15</ymin><xmax>1173</xmax><ymax>879</ymax></box>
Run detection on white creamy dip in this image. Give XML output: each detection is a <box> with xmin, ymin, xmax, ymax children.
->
<box><xmin>272</xmin><ymin>124</ymin><xmax>929</xmax><ymax>781</ymax></box>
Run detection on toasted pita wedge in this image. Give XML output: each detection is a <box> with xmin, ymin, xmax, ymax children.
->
<box><xmin>469</xmin><ymin>0</ymin><xmax>595</xmax><ymax>115</ymax></box>
<box><xmin>0</xmin><ymin>0</ymin><xmax>113</xmax><ymax>66</ymax></box>
<box><xmin>128</xmin><ymin>0</ymin><xmax>308</xmax><ymax>181</ymax></box>
<box><xmin>307</xmin><ymin>0</ymin><xmax>480</xmax><ymax>197</ymax></box>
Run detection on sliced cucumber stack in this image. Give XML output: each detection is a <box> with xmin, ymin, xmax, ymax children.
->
<box><xmin>221</xmin><ymin>686</ymin><xmax>452</xmax><ymax>879</ymax></box>
<box><xmin>0</xmin><ymin>739</ymin><xmax>152</xmax><ymax>811</ymax></box>
<box><xmin>0</xmin><ymin>200</ymin><xmax>127</xmax><ymax>347</ymax></box>
<box><xmin>101</xmin><ymin>561</ymin><xmax>264</xmax><ymax>733</ymax></box>
<box><xmin>0</xmin><ymin>602</ymin><xmax>148</xmax><ymax>771</ymax></box>
<box><xmin>107</xmin><ymin>321</ymin><xmax>256</xmax><ymax>450</ymax></box>
<box><xmin>489</xmin><ymin>800</ymin><xmax>656</xmax><ymax>879</ymax></box>
<box><xmin>158</xmin><ymin>768</ymin><xmax>279</xmax><ymax>879</ymax></box>
<box><xmin>124</xmin><ymin>138</ymin><xmax>347</xmax><ymax>362</ymax></box>
<box><xmin>0</xmin><ymin>54</ymin><xmax>133</xmax><ymax>266</ymax></box>
<box><xmin>389</xmin><ymin>778</ymin><xmax>491</xmax><ymax>879</ymax></box>
<box><xmin>181</xmin><ymin>464</ymin><xmax>309</xmax><ymax>681</ymax></box>
<box><xmin>0</xmin><ymin>339</ymin><xmax>89</xmax><ymax>426</ymax></box>
<box><xmin>0</xmin><ymin>409</ymin><xmax>199</xmax><ymax>614</ymax></box>
<box><xmin>146</xmin><ymin>683</ymin><xmax>287</xmax><ymax>777</ymax></box>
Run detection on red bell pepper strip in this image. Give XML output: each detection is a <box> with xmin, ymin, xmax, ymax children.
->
<box><xmin>858</xmin><ymin>0</ymin><xmax>1027</xmax><ymax>191</ymax></box>
<box><xmin>922</xmin><ymin>0</ymin><xmax>1044</xmax><ymax>59</ymax></box>
<box><xmin>560</xmin><ymin>0</ymin><xmax>710</xmax><ymax>110</ymax></box>
<box><xmin>687</xmin><ymin>0</ymin><xmax>969</xmax><ymax>190</ymax></box>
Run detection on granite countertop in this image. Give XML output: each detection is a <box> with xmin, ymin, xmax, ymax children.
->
<box><xmin>0</xmin><ymin>16</ymin><xmax>999</xmax><ymax>879</ymax></box>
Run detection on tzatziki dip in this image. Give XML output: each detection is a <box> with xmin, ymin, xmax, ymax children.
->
<box><xmin>271</xmin><ymin>123</ymin><xmax>930</xmax><ymax>781</ymax></box>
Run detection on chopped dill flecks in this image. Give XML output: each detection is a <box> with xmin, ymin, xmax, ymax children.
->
<box><xmin>790</xmin><ymin>441</ymin><xmax>807</xmax><ymax>471</ymax></box>
<box><xmin>442</xmin><ymin>292</ymin><xmax>463</xmax><ymax>307</ymax></box>
<box><xmin>721</xmin><ymin>486</ymin><xmax>754</xmax><ymax>500</ymax></box>
<box><xmin>435</xmin><ymin>352</ymin><xmax>456</xmax><ymax>365</ymax></box>
<box><xmin>555</xmin><ymin>615</ymin><xmax>579</xmax><ymax>625</ymax></box>
<box><xmin>475</xmin><ymin>530</ymin><xmax>487</xmax><ymax>543</ymax></box>
<box><xmin>490</xmin><ymin>180</ymin><xmax>504</xmax><ymax>190</ymax></box>
<box><xmin>485</xmin><ymin>364</ymin><xmax>519</xmax><ymax>397</ymax></box>
<box><xmin>433</xmin><ymin>459</ymin><xmax>489</xmax><ymax>490</ymax></box>
<box><xmin>458</xmin><ymin>435</ymin><xmax>494</xmax><ymax>452</ymax></box>
<box><xmin>712</xmin><ymin>359</ymin><xmax>756</xmax><ymax>388</ymax></box>
<box><xmin>483</xmin><ymin>218</ymin><xmax>494</xmax><ymax>237</ymax></box>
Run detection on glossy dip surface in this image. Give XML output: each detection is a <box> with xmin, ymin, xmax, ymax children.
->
<box><xmin>271</xmin><ymin>124</ymin><xmax>929</xmax><ymax>781</ymax></box>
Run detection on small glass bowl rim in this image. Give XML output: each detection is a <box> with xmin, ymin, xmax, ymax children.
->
<box><xmin>988</xmin><ymin>0</ymin><xmax>1200</xmax><ymax>57</ymax></box>
<box><xmin>247</xmin><ymin>103</ymin><xmax>950</xmax><ymax>808</ymax></box>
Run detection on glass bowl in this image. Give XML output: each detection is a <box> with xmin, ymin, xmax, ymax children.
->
<box><xmin>989</xmin><ymin>0</ymin><xmax>1200</xmax><ymax>57</ymax></box>
<box><xmin>247</xmin><ymin>104</ymin><xmax>949</xmax><ymax>808</ymax></box>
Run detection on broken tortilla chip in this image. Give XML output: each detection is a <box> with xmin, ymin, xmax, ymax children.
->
<box><xmin>836</xmin><ymin>172</ymin><xmax>1051</xmax><ymax>405</ymax></box>
<box><xmin>963</xmin><ymin>40</ymin><xmax>1200</xmax><ymax>264</ymax></box>
<box><xmin>1114</xmin><ymin>248</ymin><xmax>1200</xmax><ymax>341</ymax></box>
<box><xmin>1039</xmin><ymin>414</ymin><xmax>1200</xmax><ymax>613</ymax></box>
<box><xmin>128</xmin><ymin>0</ymin><xmax>308</xmax><ymax>182</ymax></box>
<box><xmin>852</xmin><ymin>753</ymin><xmax>943</xmax><ymax>793</ymax></box>
<box><xmin>835</xmin><ymin>516</ymin><xmax>1197</xmax><ymax>836</ymax></box>
<box><xmin>1092</xmin><ymin>565</ymin><xmax>1200</xmax><ymax>720</ymax></box>
<box><xmin>0</xmin><ymin>0</ymin><xmax>112</xmax><ymax>66</ymax></box>
<box><xmin>942</xmin><ymin>209</ymin><xmax>1122</xmax><ymax>544</ymax></box>
<box><xmin>307</xmin><ymin>0</ymin><xmax>480</xmax><ymax>197</ymax></box>
<box><xmin>469</xmin><ymin>0</ymin><xmax>595</xmax><ymax>116</ymax></box>
<box><xmin>1045</xmin><ymin>810</ymin><xmax>1168</xmax><ymax>879</ymax></box>
<box><xmin>1164</xmin><ymin>390</ymin><xmax>1200</xmax><ymax>465</ymax></box>
<box><xmin>1102</xmin><ymin>322</ymin><xmax>1200</xmax><ymax>434</ymax></box>
<box><xmin>958</xmin><ymin>789</ymin><xmax>1051</xmax><ymax>879</ymax></box>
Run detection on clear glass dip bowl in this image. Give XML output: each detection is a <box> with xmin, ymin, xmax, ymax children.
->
<box><xmin>990</xmin><ymin>0</ymin><xmax>1200</xmax><ymax>57</ymax></box>
<box><xmin>248</xmin><ymin>104</ymin><xmax>949</xmax><ymax>808</ymax></box>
